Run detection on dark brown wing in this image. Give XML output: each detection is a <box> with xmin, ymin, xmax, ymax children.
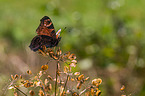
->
<box><xmin>29</xmin><ymin>35</ymin><xmax>61</xmax><ymax>52</ymax></box>
<box><xmin>36</xmin><ymin>16</ymin><xmax>56</xmax><ymax>39</ymax></box>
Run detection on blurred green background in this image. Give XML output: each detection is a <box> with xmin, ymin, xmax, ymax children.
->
<box><xmin>1</xmin><ymin>0</ymin><xmax>145</xmax><ymax>95</ymax></box>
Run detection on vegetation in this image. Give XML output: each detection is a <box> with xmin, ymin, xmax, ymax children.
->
<box><xmin>8</xmin><ymin>47</ymin><xmax>102</xmax><ymax>96</ymax></box>
<box><xmin>0</xmin><ymin>0</ymin><xmax>145</xmax><ymax>95</ymax></box>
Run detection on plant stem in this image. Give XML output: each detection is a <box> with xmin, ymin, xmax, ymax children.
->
<box><xmin>14</xmin><ymin>86</ymin><xmax>27</xmax><ymax>96</ymax></box>
<box><xmin>79</xmin><ymin>87</ymin><xmax>90</xmax><ymax>95</ymax></box>
<box><xmin>55</xmin><ymin>60</ymin><xmax>59</xmax><ymax>96</ymax></box>
<box><xmin>62</xmin><ymin>74</ymin><xmax>69</xmax><ymax>95</ymax></box>
<box><xmin>61</xmin><ymin>64</ymin><xmax>70</xmax><ymax>95</ymax></box>
<box><xmin>79</xmin><ymin>88</ymin><xmax>87</xmax><ymax>95</ymax></box>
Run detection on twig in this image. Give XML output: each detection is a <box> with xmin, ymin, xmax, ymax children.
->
<box><xmin>79</xmin><ymin>88</ymin><xmax>87</xmax><ymax>95</ymax></box>
<box><xmin>79</xmin><ymin>86</ymin><xmax>91</xmax><ymax>96</ymax></box>
<box><xmin>55</xmin><ymin>60</ymin><xmax>59</xmax><ymax>96</ymax></box>
<box><xmin>14</xmin><ymin>86</ymin><xmax>27</xmax><ymax>96</ymax></box>
<box><xmin>61</xmin><ymin>63</ymin><xmax>71</xmax><ymax>96</ymax></box>
<box><xmin>62</xmin><ymin>74</ymin><xmax>69</xmax><ymax>95</ymax></box>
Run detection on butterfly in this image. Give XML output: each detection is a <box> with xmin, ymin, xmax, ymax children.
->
<box><xmin>29</xmin><ymin>16</ymin><xmax>61</xmax><ymax>51</ymax></box>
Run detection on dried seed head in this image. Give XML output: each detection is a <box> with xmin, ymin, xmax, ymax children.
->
<box><xmin>77</xmin><ymin>74</ymin><xmax>84</xmax><ymax>81</ymax></box>
<box><xmin>52</xmin><ymin>55</ymin><xmax>58</xmax><ymax>60</ymax></box>
<box><xmin>39</xmin><ymin>71</ymin><xmax>43</xmax><ymax>78</ymax></box>
<box><xmin>29</xmin><ymin>90</ymin><xmax>35</xmax><ymax>96</ymax></box>
<box><xmin>20</xmin><ymin>75</ymin><xmax>22</xmax><ymax>79</ymax></box>
<box><xmin>71</xmin><ymin>60</ymin><xmax>77</xmax><ymax>64</ymax></box>
<box><xmin>66</xmin><ymin>90</ymin><xmax>71</xmax><ymax>94</ymax></box>
<box><xmin>44</xmin><ymin>79</ymin><xmax>49</xmax><ymax>85</ymax></box>
<box><xmin>47</xmin><ymin>50</ymin><xmax>58</xmax><ymax>59</ymax></box>
<box><xmin>57</xmin><ymin>70</ymin><xmax>60</xmax><ymax>76</ymax></box>
<box><xmin>39</xmin><ymin>89</ymin><xmax>44</xmax><ymax>96</ymax></box>
<box><xmin>91</xmin><ymin>88</ymin><xmax>94</xmax><ymax>95</ymax></box>
<box><xmin>70</xmin><ymin>63</ymin><xmax>76</xmax><ymax>67</ymax></box>
<box><xmin>47</xmin><ymin>75</ymin><xmax>53</xmax><ymax>81</ymax></box>
<box><xmin>34</xmin><ymin>81</ymin><xmax>41</xmax><ymax>87</ymax></box>
<box><xmin>24</xmin><ymin>81</ymin><xmax>33</xmax><ymax>88</ymax></box>
<box><xmin>44</xmin><ymin>84</ymin><xmax>52</xmax><ymax>92</ymax></box>
<box><xmin>34</xmin><ymin>76</ymin><xmax>38</xmax><ymax>79</ymax></box>
<box><xmin>68</xmin><ymin>54</ymin><xmax>76</xmax><ymax>60</ymax></box>
<box><xmin>8</xmin><ymin>86</ymin><xmax>14</xmax><ymax>89</ymax></box>
<box><xmin>96</xmin><ymin>90</ymin><xmax>101</xmax><ymax>96</ymax></box>
<box><xmin>96</xmin><ymin>87</ymin><xmax>99</xmax><ymax>91</ymax></box>
<box><xmin>72</xmin><ymin>92</ymin><xmax>79</xmax><ymax>96</ymax></box>
<box><xmin>48</xmin><ymin>83</ymin><xmax>52</xmax><ymax>90</ymax></box>
<box><xmin>56</xmin><ymin>48</ymin><xmax>62</xmax><ymax>56</ymax></box>
<box><xmin>64</xmin><ymin>52</ymin><xmax>71</xmax><ymax>58</ymax></box>
<box><xmin>60</xmin><ymin>86</ymin><xmax>64</xmax><ymax>96</ymax></box>
<box><xmin>61</xmin><ymin>81</ymin><xmax>65</xmax><ymax>84</ymax></box>
<box><xmin>74</xmin><ymin>72</ymin><xmax>80</xmax><ymax>76</ymax></box>
<box><xmin>14</xmin><ymin>74</ymin><xmax>19</xmax><ymax>80</ymax></box>
<box><xmin>47</xmin><ymin>48</ymin><xmax>52</xmax><ymax>52</ymax></box>
<box><xmin>84</xmin><ymin>77</ymin><xmax>89</xmax><ymax>81</ymax></box>
<box><xmin>11</xmin><ymin>75</ymin><xmax>14</xmax><ymax>80</ymax></box>
<box><xmin>71</xmin><ymin>78</ymin><xmax>75</xmax><ymax>81</ymax></box>
<box><xmin>77</xmin><ymin>81</ymin><xmax>83</xmax><ymax>89</ymax></box>
<box><xmin>42</xmin><ymin>45</ymin><xmax>46</xmax><ymax>51</ymax></box>
<box><xmin>68</xmin><ymin>76</ymin><xmax>70</xmax><ymax>81</ymax></box>
<box><xmin>41</xmin><ymin>65</ymin><xmax>48</xmax><ymax>71</ymax></box>
<box><xmin>27</xmin><ymin>70</ymin><xmax>32</xmax><ymax>75</ymax></box>
<box><xmin>38</xmin><ymin>49</ymin><xmax>46</xmax><ymax>56</ymax></box>
<box><xmin>64</xmin><ymin>66</ymin><xmax>69</xmax><ymax>73</ymax></box>
<box><xmin>120</xmin><ymin>85</ymin><xmax>125</xmax><ymax>91</ymax></box>
<box><xmin>92</xmin><ymin>78</ymin><xmax>102</xmax><ymax>86</ymax></box>
<box><xmin>62</xmin><ymin>91</ymin><xmax>66</xmax><ymax>96</ymax></box>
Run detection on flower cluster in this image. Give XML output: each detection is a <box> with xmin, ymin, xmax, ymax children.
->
<box><xmin>8</xmin><ymin>47</ymin><xmax>103</xmax><ymax>96</ymax></box>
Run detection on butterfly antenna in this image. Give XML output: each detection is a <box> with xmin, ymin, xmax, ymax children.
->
<box><xmin>61</xmin><ymin>27</ymin><xmax>67</xmax><ymax>33</ymax></box>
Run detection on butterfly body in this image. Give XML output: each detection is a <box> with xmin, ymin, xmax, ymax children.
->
<box><xmin>29</xmin><ymin>16</ymin><xmax>61</xmax><ymax>51</ymax></box>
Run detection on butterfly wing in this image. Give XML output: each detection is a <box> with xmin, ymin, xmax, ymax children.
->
<box><xmin>36</xmin><ymin>16</ymin><xmax>56</xmax><ymax>39</ymax></box>
<box><xmin>29</xmin><ymin>35</ymin><xmax>43</xmax><ymax>51</ymax></box>
<box><xmin>29</xmin><ymin>16</ymin><xmax>61</xmax><ymax>52</ymax></box>
<box><xmin>29</xmin><ymin>35</ymin><xmax>55</xmax><ymax>51</ymax></box>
